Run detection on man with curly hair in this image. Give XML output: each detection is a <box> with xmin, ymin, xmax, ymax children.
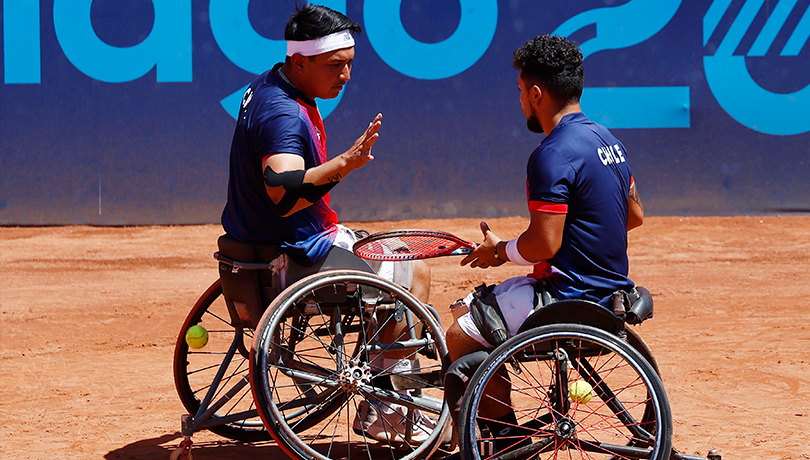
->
<box><xmin>442</xmin><ymin>34</ymin><xmax>645</xmax><ymax>454</ymax></box>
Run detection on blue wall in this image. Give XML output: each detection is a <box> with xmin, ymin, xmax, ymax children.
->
<box><xmin>2</xmin><ymin>0</ymin><xmax>809</xmax><ymax>225</ymax></box>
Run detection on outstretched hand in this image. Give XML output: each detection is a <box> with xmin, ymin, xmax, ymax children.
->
<box><xmin>342</xmin><ymin>113</ymin><xmax>382</xmax><ymax>171</ymax></box>
<box><xmin>460</xmin><ymin>221</ymin><xmax>505</xmax><ymax>268</ymax></box>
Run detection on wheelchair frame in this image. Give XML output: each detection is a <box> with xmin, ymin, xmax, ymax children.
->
<box><xmin>455</xmin><ymin>296</ymin><xmax>721</xmax><ymax>460</ymax></box>
<box><xmin>171</xmin><ymin>248</ymin><xmax>451</xmax><ymax>460</ymax></box>
<box><xmin>171</xmin><ymin>245</ymin><xmax>721</xmax><ymax>460</ymax></box>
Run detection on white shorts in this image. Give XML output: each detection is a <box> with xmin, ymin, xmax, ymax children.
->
<box><xmin>456</xmin><ymin>276</ymin><xmax>542</xmax><ymax>348</ymax></box>
<box><xmin>333</xmin><ymin>224</ymin><xmax>413</xmax><ymax>289</ymax></box>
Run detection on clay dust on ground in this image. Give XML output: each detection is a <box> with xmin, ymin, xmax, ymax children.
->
<box><xmin>2</xmin><ymin>216</ymin><xmax>809</xmax><ymax>459</ymax></box>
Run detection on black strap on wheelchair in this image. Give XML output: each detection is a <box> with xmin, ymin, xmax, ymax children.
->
<box><xmin>468</xmin><ymin>283</ymin><xmax>510</xmax><ymax>347</ymax></box>
<box><xmin>610</xmin><ymin>286</ymin><xmax>654</xmax><ymax>325</ymax></box>
<box><xmin>532</xmin><ymin>277</ymin><xmax>557</xmax><ymax>310</ymax></box>
<box><xmin>469</xmin><ymin>280</ymin><xmax>557</xmax><ymax>348</ymax></box>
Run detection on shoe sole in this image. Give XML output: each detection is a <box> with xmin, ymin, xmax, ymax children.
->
<box><xmin>353</xmin><ymin>427</ymin><xmax>429</xmax><ymax>451</ymax></box>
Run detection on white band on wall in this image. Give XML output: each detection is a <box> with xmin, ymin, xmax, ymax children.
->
<box><xmin>286</xmin><ymin>30</ymin><xmax>355</xmax><ymax>57</ymax></box>
<box><xmin>505</xmin><ymin>238</ymin><xmax>534</xmax><ymax>266</ymax></box>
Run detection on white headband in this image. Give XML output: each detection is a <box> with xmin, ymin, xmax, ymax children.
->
<box><xmin>286</xmin><ymin>30</ymin><xmax>355</xmax><ymax>57</ymax></box>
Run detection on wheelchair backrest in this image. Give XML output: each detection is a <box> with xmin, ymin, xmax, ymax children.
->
<box><xmin>216</xmin><ymin>235</ymin><xmax>280</xmax><ymax>329</ymax></box>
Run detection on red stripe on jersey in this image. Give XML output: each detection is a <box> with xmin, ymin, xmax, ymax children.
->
<box><xmin>297</xmin><ymin>98</ymin><xmax>338</xmax><ymax>225</ymax></box>
<box><xmin>528</xmin><ymin>201</ymin><xmax>568</xmax><ymax>214</ymax></box>
<box><xmin>296</xmin><ymin>98</ymin><xmax>327</xmax><ymax>164</ymax></box>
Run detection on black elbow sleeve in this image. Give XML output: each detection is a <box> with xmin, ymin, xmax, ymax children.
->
<box><xmin>263</xmin><ymin>166</ymin><xmax>338</xmax><ymax>215</ymax></box>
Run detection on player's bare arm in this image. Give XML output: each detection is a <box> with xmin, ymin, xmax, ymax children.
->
<box><xmin>627</xmin><ymin>181</ymin><xmax>644</xmax><ymax>231</ymax></box>
<box><xmin>511</xmin><ymin>210</ymin><xmax>565</xmax><ymax>262</ymax></box>
<box><xmin>263</xmin><ymin>113</ymin><xmax>382</xmax><ymax>216</ymax></box>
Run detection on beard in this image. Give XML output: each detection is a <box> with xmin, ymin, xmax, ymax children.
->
<box><xmin>526</xmin><ymin>112</ymin><xmax>543</xmax><ymax>133</ymax></box>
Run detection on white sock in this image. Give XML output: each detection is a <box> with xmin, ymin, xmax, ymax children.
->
<box><xmin>383</xmin><ymin>357</ymin><xmax>413</xmax><ymax>375</ymax></box>
<box><xmin>376</xmin><ymin>358</ymin><xmax>416</xmax><ymax>414</ymax></box>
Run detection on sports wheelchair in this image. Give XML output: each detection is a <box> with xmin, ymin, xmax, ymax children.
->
<box><xmin>454</xmin><ymin>289</ymin><xmax>720</xmax><ymax>460</ymax></box>
<box><xmin>171</xmin><ymin>236</ymin><xmax>451</xmax><ymax>460</ymax></box>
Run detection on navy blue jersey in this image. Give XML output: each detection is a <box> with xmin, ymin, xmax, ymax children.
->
<box><xmin>526</xmin><ymin>112</ymin><xmax>634</xmax><ymax>304</ymax></box>
<box><xmin>221</xmin><ymin>63</ymin><xmax>339</xmax><ymax>265</ymax></box>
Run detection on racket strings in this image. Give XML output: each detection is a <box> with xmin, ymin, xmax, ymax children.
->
<box><xmin>356</xmin><ymin>235</ymin><xmax>462</xmax><ymax>259</ymax></box>
<box><xmin>394</xmin><ymin>235</ymin><xmax>461</xmax><ymax>254</ymax></box>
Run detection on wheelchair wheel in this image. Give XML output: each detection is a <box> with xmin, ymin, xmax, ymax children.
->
<box><xmin>251</xmin><ymin>270</ymin><xmax>451</xmax><ymax>460</ymax></box>
<box><xmin>173</xmin><ymin>280</ymin><xmax>271</xmax><ymax>442</ymax></box>
<box><xmin>459</xmin><ymin>324</ymin><xmax>672</xmax><ymax>460</ymax></box>
<box><xmin>625</xmin><ymin>327</ymin><xmax>660</xmax><ymax>375</ymax></box>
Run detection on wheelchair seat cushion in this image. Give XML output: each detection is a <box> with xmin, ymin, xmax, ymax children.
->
<box><xmin>285</xmin><ymin>246</ymin><xmax>374</xmax><ymax>285</ymax></box>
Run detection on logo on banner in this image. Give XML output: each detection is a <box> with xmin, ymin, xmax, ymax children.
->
<box><xmin>3</xmin><ymin>0</ymin><xmax>808</xmax><ymax>135</ymax></box>
<box><xmin>553</xmin><ymin>0</ymin><xmax>809</xmax><ymax>135</ymax></box>
<box><xmin>553</xmin><ymin>0</ymin><xmax>689</xmax><ymax>129</ymax></box>
<box><xmin>703</xmin><ymin>0</ymin><xmax>810</xmax><ymax>136</ymax></box>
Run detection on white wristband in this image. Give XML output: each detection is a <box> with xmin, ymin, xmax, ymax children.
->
<box><xmin>505</xmin><ymin>238</ymin><xmax>534</xmax><ymax>266</ymax></box>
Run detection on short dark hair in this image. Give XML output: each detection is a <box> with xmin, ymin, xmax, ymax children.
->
<box><xmin>512</xmin><ymin>34</ymin><xmax>584</xmax><ymax>102</ymax></box>
<box><xmin>285</xmin><ymin>4</ymin><xmax>361</xmax><ymax>41</ymax></box>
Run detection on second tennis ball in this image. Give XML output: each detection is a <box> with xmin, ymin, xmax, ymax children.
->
<box><xmin>185</xmin><ymin>325</ymin><xmax>209</xmax><ymax>349</ymax></box>
<box><xmin>569</xmin><ymin>380</ymin><xmax>594</xmax><ymax>404</ymax></box>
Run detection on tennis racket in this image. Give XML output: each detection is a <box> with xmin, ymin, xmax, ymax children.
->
<box><xmin>353</xmin><ymin>229</ymin><xmax>477</xmax><ymax>261</ymax></box>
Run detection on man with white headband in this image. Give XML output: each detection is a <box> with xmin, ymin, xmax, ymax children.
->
<box><xmin>440</xmin><ymin>34</ymin><xmax>646</xmax><ymax>457</ymax></box>
<box><xmin>220</xmin><ymin>3</ymin><xmax>435</xmax><ymax>447</ymax></box>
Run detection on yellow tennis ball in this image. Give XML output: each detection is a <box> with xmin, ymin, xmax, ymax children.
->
<box><xmin>185</xmin><ymin>325</ymin><xmax>209</xmax><ymax>349</ymax></box>
<box><xmin>569</xmin><ymin>380</ymin><xmax>594</xmax><ymax>404</ymax></box>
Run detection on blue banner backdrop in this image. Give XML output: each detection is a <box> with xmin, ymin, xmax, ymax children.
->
<box><xmin>2</xmin><ymin>0</ymin><xmax>809</xmax><ymax>225</ymax></box>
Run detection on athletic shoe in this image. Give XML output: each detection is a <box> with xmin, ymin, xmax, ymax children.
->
<box><xmin>353</xmin><ymin>399</ymin><xmax>438</xmax><ymax>446</ymax></box>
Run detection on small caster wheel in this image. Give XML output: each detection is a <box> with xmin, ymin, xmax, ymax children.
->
<box><xmin>707</xmin><ymin>449</ymin><xmax>721</xmax><ymax>460</ymax></box>
<box><xmin>170</xmin><ymin>447</ymin><xmax>193</xmax><ymax>460</ymax></box>
<box><xmin>170</xmin><ymin>438</ymin><xmax>193</xmax><ymax>460</ymax></box>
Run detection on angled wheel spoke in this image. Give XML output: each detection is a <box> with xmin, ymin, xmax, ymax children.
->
<box><xmin>173</xmin><ymin>281</ymin><xmax>270</xmax><ymax>441</ymax></box>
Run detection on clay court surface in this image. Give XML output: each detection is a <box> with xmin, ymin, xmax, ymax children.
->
<box><xmin>2</xmin><ymin>216</ymin><xmax>809</xmax><ymax>459</ymax></box>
